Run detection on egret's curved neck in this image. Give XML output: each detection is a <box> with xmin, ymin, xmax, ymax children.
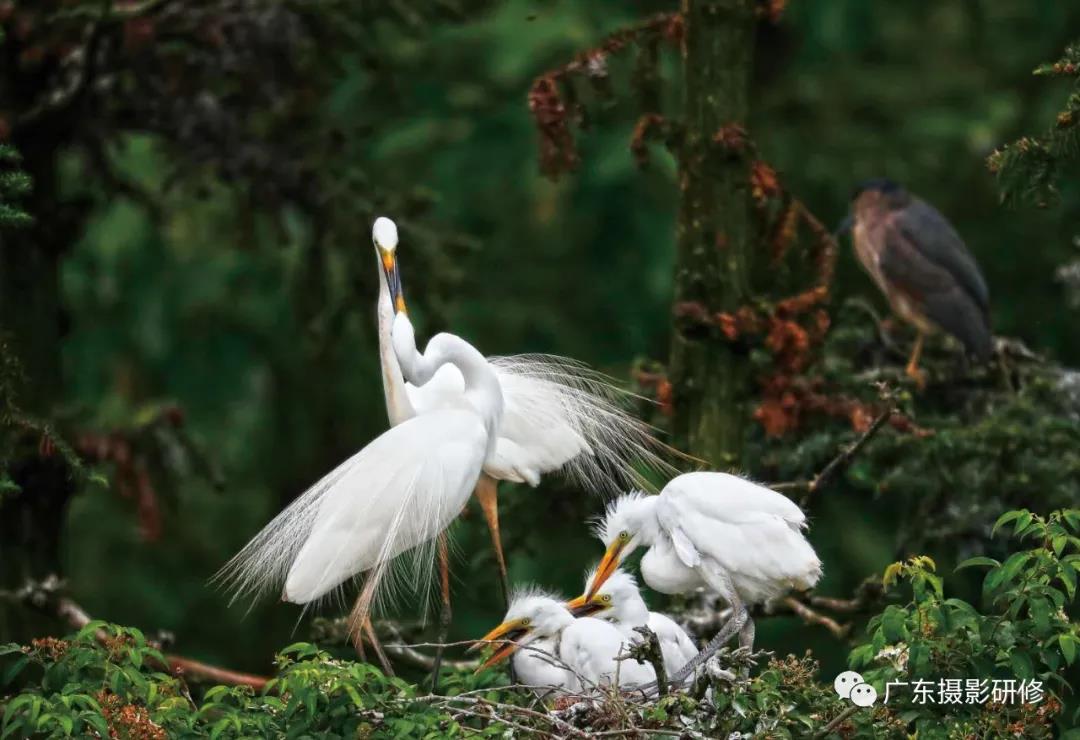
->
<box><xmin>376</xmin><ymin>255</ymin><xmax>415</xmax><ymax>426</ymax></box>
<box><xmin>392</xmin><ymin>313</ymin><xmax>503</xmax><ymax>440</ymax></box>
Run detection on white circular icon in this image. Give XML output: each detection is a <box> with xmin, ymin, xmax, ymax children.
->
<box><xmin>850</xmin><ymin>682</ymin><xmax>878</xmax><ymax>707</ymax></box>
<box><xmin>833</xmin><ymin>670</ymin><xmax>864</xmax><ymax>699</ymax></box>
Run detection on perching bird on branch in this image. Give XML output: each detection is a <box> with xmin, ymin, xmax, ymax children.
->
<box><xmin>216</xmin><ymin>254</ymin><xmax>503</xmax><ymax>625</ymax></box>
<box><xmin>370</xmin><ymin>217</ymin><xmax>676</xmax><ymax>611</ymax></box>
<box><xmin>473</xmin><ymin>587</ymin><xmax>656</xmax><ymax>695</ymax></box>
<box><xmin>837</xmin><ymin>179</ymin><xmax>992</xmax><ymax>388</ymax></box>
<box><xmin>586</xmin><ymin>472</ymin><xmax>822</xmax><ymax>689</ymax></box>
<box><xmin>568</xmin><ymin>567</ymin><xmax>699</xmax><ymax>685</ymax></box>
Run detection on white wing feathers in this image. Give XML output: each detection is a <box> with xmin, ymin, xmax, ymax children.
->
<box><xmin>215</xmin><ymin>408</ymin><xmax>486</xmax><ymax>609</ymax></box>
<box><xmin>657</xmin><ymin>472</ymin><xmax>822</xmax><ymax>603</ymax></box>
<box><xmin>407</xmin><ymin>353</ymin><xmax>675</xmax><ymax>492</ymax></box>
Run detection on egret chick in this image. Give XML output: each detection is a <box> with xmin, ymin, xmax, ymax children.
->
<box><xmin>475</xmin><ymin>588</ymin><xmax>656</xmax><ymax>695</ymax></box>
<box><xmin>568</xmin><ymin>568</ymin><xmax>698</xmax><ymax>685</ymax></box>
<box><xmin>587</xmin><ymin>472</ymin><xmax>822</xmax><ymax>687</ymax></box>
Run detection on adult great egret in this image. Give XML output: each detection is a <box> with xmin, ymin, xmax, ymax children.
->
<box><xmin>568</xmin><ymin>567</ymin><xmax>698</xmax><ymax>685</ymax></box>
<box><xmin>475</xmin><ymin>587</ymin><xmax>655</xmax><ymax>695</ymax></box>
<box><xmin>371</xmin><ymin>216</ymin><xmax>675</xmax><ymax>604</ymax></box>
<box><xmin>586</xmin><ymin>472</ymin><xmax>822</xmax><ymax>687</ymax></box>
<box><xmin>215</xmin><ymin>258</ymin><xmax>502</xmax><ymax>629</ymax></box>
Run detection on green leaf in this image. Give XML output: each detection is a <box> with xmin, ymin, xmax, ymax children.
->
<box><xmin>881</xmin><ymin>606</ymin><xmax>909</xmax><ymax>642</ymax></box>
<box><xmin>1060</xmin><ymin>634</ymin><xmax>1079</xmax><ymax>666</ymax></box>
<box><xmin>993</xmin><ymin>510</ymin><xmax>1024</xmax><ymax>536</ymax></box>
<box><xmin>956</xmin><ymin>556</ymin><xmax>1000</xmax><ymax>570</ymax></box>
<box><xmin>1010</xmin><ymin>649</ymin><xmax>1034</xmax><ymax>679</ymax></box>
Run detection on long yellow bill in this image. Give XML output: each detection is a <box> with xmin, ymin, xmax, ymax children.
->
<box><xmin>378</xmin><ymin>248</ymin><xmax>407</xmax><ymax>313</ymax></box>
<box><xmin>470</xmin><ymin>618</ymin><xmax>530</xmax><ymax>673</ymax></box>
<box><xmin>585</xmin><ymin>539</ymin><xmax>626</xmax><ymax>600</ymax></box>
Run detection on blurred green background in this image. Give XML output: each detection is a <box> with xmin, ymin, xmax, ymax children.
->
<box><xmin>16</xmin><ymin>0</ymin><xmax>1079</xmax><ymax>677</ymax></box>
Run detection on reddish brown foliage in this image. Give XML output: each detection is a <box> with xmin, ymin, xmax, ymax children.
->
<box><xmin>713</xmin><ymin>123</ymin><xmax>749</xmax><ymax>153</ymax></box>
<box><xmin>756</xmin><ymin>0</ymin><xmax>789</xmax><ymax>23</ymax></box>
<box><xmin>30</xmin><ymin>637</ymin><xmax>69</xmax><ymax>660</ymax></box>
<box><xmin>750</xmin><ymin>160</ymin><xmax>781</xmax><ymax>204</ymax></box>
<box><xmin>630</xmin><ymin>113</ymin><xmax>667</xmax><ymax>168</ymax></box>
<box><xmin>754</xmin><ymin>375</ymin><xmax>930</xmax><ymax>439</ymax></box>
<box><xmin>634</xmin><ymin>369</ymin><xmax>674</xmax><ymax>417</ymax></box>
<box><xmin>97</xmin><ymin>690</ymin><xmax>166</xmax><ymax>740</ymax></box>
<box><xmin>527</xmin><ymin>13</ymin><xmax>682</xmax><ymax>179</ymax></box>
<box><xmin>528</xmin><ymin>76</ymin><xmax>578</xmax><ymax>179</ymax></box>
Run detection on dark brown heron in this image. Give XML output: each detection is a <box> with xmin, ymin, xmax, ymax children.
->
<box><xmin>837</xmin><ymin>179</ymin><xmax>992</xmax><ymax>387</ymax></box>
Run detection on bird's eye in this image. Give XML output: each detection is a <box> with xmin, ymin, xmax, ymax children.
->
<box><xmin>619</xmin><ymin>531</ymin><xmax>630</xmax><ymax>541</ymax></box>
<box><xmin>601</xmin><ymin>594</ymin><xmax>612</xmax><ymax>603</ymax></box>
<box><xmin>520</xmin><ymin>618</ymin><xmax>530</xmax><ymax>626</ymax></box>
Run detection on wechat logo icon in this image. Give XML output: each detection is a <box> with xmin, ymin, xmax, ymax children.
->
<box><xmin>833</xmin><ymin>670</ymin><xmax>878</xmax><ymax>707</ymax></box>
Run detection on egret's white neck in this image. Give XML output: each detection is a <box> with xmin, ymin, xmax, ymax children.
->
<box><xmin>392</xmin><ymin>313</ymin><xmax>503</xmax><ymax>445</ymax></box>
<box><xmin>612</xmin><ymin>593</ymin><xmax>651</xmax><ymax>629</ymax></box>
<box><xmin>376</xmin><ymin>253</ymin><xmax>415</xmax><ymax>427</ymax></box>
<box><xmin>535</xmin><ymin>604</ymin><xmax>576</xmax><ymax>639</ymax></box>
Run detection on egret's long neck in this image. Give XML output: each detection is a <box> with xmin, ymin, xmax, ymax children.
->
<box><xmin>377</xmin><ymin>256</ymin><xmax>415</xmax><ymax>427</ymax></box>
<box><xmin>393</xmin><ymin>315</ymin><xmax>503</xmax><ymax>443</ymax></box>
<box><xmin>538</xmin><ymin>604</ymin><xmax>576</xmax><ymax>639</ymax></box>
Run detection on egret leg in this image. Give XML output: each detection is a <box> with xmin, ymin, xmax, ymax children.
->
<box><xmin>431</xmin><ymin>533</ymin><xmax>452</xmax><ymax>694</ymax></box>
<box><xmin>348</xmin><ymin>582</ymin><xmax>395</xmax><ymax>677</ymax></box>
<box><xmin>666</xmin><ymin>564</ymin><xmax>748</xmax><ymax>688</ymax></box>
<box><xmin>905</xmin><ymin>331</ymin><xmax>927</xmax><ymax>389</ymax></box>
<box><xmin>737</xmin><ymin>617</ymin><xmax>756</xmax><ymax>679</ymax></box>
<box><xmin>474</xmin><ymin>473</ymin><xmax>510</xmax><ymax>610</ymax></box>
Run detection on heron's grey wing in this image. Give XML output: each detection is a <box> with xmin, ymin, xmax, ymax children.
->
<box><xmin>892</xmin><ymin>199</ymin><xmax>990</xmax><ymax>315</ymax></box>
<box><xmin>880</xmin><ymin>213</ymin><xmax>993</xmax><ymax>360</ymax></box>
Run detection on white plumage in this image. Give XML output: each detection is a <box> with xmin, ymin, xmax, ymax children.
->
<box><xmin>215</xmin><ymin>310</ymin><xmax>503</xmax><ymax>617</ymax></box>
<box><xmin>373</xmin><ymin>217</ymin><xmax>672</xmax><ymax>492</ymax></box>
<box><xmin>476</xmin><ymin>588</ymin><xmax>655</xmax><ymax>696</ymax></box>
<box><xmin>575</xmin><ymin>568</ymin><xmax>698</xmax><ymax>684</ymax></box>
<box><xmin>589</xmin><ymin>472</ymin><xmax>822</xmax><ymax>686</ymax></box>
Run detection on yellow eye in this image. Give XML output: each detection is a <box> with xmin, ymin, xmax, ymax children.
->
<box><xmin>619</xmin><ymin>531</ymin><xmax>630</xmax><ymax>541</ymax></box>
<box><xmin>520</xmin><ymin>618</ymin><xmax>530</xmax><ymax>626</ymax></box>
<box><xmin>601</xmin><ymin>594</ymin><xmax>612</xmax><ymax>603</ymax></box>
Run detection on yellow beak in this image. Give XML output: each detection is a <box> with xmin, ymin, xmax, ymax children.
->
<box><xmin>565</xmin><ymin>593</ymin><xmax>606</xmax><ymax>618</ymax></box>
<box><xmin>585</xmin><ymin>540</ymin><xmax>626</xmax><ymax>600</ymax></box>
<box><xmin>378</xmin><ymin>248</ymin><xmax>407</xmax><ymax>313</ymax></box>
<box><xmin>470</xmin><ymin>618</ymin><xmax>530</xmax><ymax>673</ymax></box>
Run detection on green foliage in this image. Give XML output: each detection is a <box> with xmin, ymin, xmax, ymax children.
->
<box><xmin>0</xmin><ymin>628</ymin><xmax>471</xmax><ymax>739</ymax></box>
<box><xmin>0</xmin><ymin>145</ymin><xmax>30</xmax><ymax>230</ymax></box>
<box><xmin>3</xmin><ymin>510</ymin><xmax>1074</xmax><ymax>737</ymax></box>
<box><xmin>989</xmin><ymin>41</ymin><xmax>1080</xmax><ymax>207</ymax></box>
<box><xmin>849</xmin><ymin>510</ymin><xmax>1080</xmax><ymax>738</ymax></box>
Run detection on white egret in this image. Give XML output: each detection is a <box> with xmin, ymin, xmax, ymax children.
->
<box><xmin>215</xmin><ymin>256</ymin><xmax>503</xmax><ymax>632</ymax></box>
<box><xmin>371</xmin><ymin>216</ymin><xmax>677</xmax><ymax>605</ymax></box>
<box><xmin>567</xmin><ymin>567</ymin><xmax>698</xmax><ymax>685</ymax></box>
<box><xmin>586</xmin><ymin>472</ymin><xmax>822</xmax><ymax>687</ymax></box>
<box><xmin>474</xmin><ymin>587</ymin><xmax>655</xmax><ymax>695</ymax></box>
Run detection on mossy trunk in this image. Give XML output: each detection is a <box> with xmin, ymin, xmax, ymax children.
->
<box><xmin>669</xmin><ymin>0</ymin><xmax>756</xmax><ymax>467</ymax></box>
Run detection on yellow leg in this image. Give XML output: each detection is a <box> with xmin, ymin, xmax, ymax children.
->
<box><xmin>349</xmin><ymin>581</ymin><xmax>394</xmax><ymax>677</ymax></box>
<box><xmin>906</xmin><ymin>332</ymin><xmax>927</xmax><ymax>390</ymax></box>
<box><xmin>474</xmin><ymin>474</ymin><xmax>510</xmax><ymax>610</ymax></box>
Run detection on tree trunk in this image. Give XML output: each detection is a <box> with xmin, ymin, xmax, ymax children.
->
<box><xmin>669</xmin><ymin>0</ymin><xmax>756</xmax><ymax>466</ymax></box>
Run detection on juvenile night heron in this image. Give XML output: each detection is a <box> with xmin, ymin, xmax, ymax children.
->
<box><xmin>838</xmin><ymin>179</ymin><xmax>993</xmax><ymax>387</ymax></box>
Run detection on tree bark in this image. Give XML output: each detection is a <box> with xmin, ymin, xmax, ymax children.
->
<box><xmin>669</xmin><ymin>0</ymin><xmax>756</xmax><ymax>466</ymax></box>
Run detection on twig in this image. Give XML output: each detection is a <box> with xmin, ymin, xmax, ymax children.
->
<box><xmin>624</xmin><ymin>626</ymin><xmax>667</xmax><ymax>695</ymax></box>
<box><xmin>814</xmin><ymin>703</ymin><xmax>861</xmax><ymax>738</ymax></box>
<box><xmin>779</xmin><ymin>596</ymin><xmax>849</xmax><ymax>640</ymax></box>
<box><xmin>771</xmin><ymin>390</ymin><xmax>896</xmax><ymax>507</ymax></box>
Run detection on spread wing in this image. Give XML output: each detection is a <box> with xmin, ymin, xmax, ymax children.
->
<box><xmin>881</xmin><ymin>200</ymin><xmax>992</xmax><ymax>359</ymax></box>
<box><xmin>215</xmin><ymin>408</ymin><xmax>486</xmax><ymax>610</ymax></box>
<box><xmin>409</xmin><ymin>353</ymin><xmax>677</xmax><ymax>491</ymax></box>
